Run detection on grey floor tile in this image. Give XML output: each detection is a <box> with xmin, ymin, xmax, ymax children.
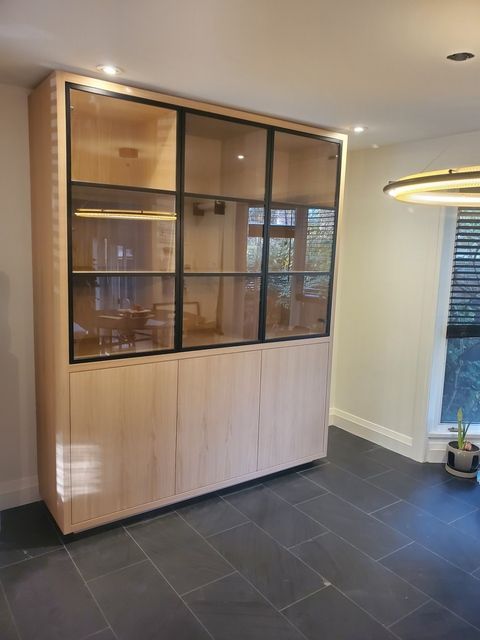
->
<box><xmin>185</xmin><ymin>572</ymin><xmax>303</xmax><ymax>640</ymax></box>
<box><xmin>209</xmin><ymin>522</ymin><xmax>324</xmax><ymax>609</ymax></box>
<box><xmin>302</xmin><ymin>462</ymin><xmax>398</xmax><ymax>513</ymax></box>
<box><xmin>0</xmin><ymin>611</ymin><xmax>19</xmax><ymax>640</ymax></box>
<box><xmin>390</xmin><ymin>600</ymin><xmax>480</xmax><ymax>640</ymax></box>
<box><xmin>90</xmin><ymin>561</ymin><xmax>209</xmax><ymax>640</ymax></box>
<box><xmin>81</xmin><ymin>629</ymin><xmax>116</xmax><ymax>640</ymax></box>
<box><xmin>225</xmin><ymin>486</ymin><xmax>325</xmax><ymax>547</ymax></box>
<box><xmin>0</xmin><ymin>501</ymin><xmax>62</xmax><ymax>568</ymax></box>
<box><xmin>177</xmin><ymin>495</ymin><xmax>248</xmax><ymax>537</ymax></box>
<box><xmin>364</xmin><ymin>449</ymin><xmax>447</xmax><ymax>485</ymax></box>
<box><xmin>283</xmin><ymin>585</ymin><xmax>396</xmax><ymax>640</ymax></box>
<box><xmin>374</xmin><ymin>500</ymin><xmax>480</xmax><ymax>572</ymax></box>
<box><xmin>291</xmin><ymin>532</ymin><xmax>427</xmax><ymax>625</ymax></box>
<box><xmin>0</xmin><ymin>548</ymin><xmax>105</xmax><ymax>640</ymax></box>
<box><xmin>326</xmin><ymin>447</ymin><xmax>391</xmax><ymax>479</ymax></box>
<box><xmin>328</xmin><ymin>426</ymin><xmax>378</xmax><ymax>453</ymax></box>
<box><xmin>452</xmin><ymin>509</ymin><xmax>480</xmax><ymax>540</ymax></box>
<box><xmin>441</xmin><ymin>478</ymin><xmax>480</xmax><ymax>508</ymax></box>
<box><xmin>298</xmin><ymin>492</ymin><xmax>411</xmax><ymax>559</ymax></box>
<box><xmin>369</xmin><ymin>469</ymin><xmax>476</xmax><ymax>523</ymax></box>
<box><xmin>381</xmin><ymin>542</ymin><xmax>480</xmax><ymax>629</ymax></box>
<box><xmin>474</xmin><ymin>566</ymin><xmax>480</xmax><ymax>579</ymax></box>
<box><xmin>127</xmin><ymin>512</ymin><xmax>231</xmax><ymax>594</ymax></box>
<box><xmin>66</xmin><ymin>526</ymin><xmax>146</xmax><ymax>581</ymax></box>
<box><xmin>263</xmin><ymin>472</ymin><xmax>327</xmax><ymax>505</ymax></box>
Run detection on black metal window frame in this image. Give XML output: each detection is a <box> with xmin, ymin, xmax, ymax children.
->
<box><xmin>65</xmin><ymin>82</ymin><xmax>343</xmax><ymax>364</ymax></box>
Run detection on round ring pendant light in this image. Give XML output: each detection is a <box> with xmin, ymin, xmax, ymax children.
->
<box><xmin>383</xmin><ymin>165</ymin><xmax>480</xmax><ymax>205</ymax></box>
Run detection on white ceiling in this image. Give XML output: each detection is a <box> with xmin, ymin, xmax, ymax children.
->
<box><xmin>1</xmin><ymin>0</ymin><xmax>480</xmax><ymax>149</ymax></box>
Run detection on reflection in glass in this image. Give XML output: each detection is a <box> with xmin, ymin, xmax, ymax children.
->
<box><xmin>268</xmin><ymin>207</ymin><xmax>335</xmax><ymax>272</ymax></box>
<box><xmin>183</xmin><ymin>198</ymin><xmax>264</xmax><ymax>273</ymax></box>
<box><xmin>441</xmin><ymin>338</ymin><xmax>480</xmax><ymax>423</ymax></box>
<box><xmin>183</xmin><ymin>276</ymin><xmax>261</xmax><ymax>347</ymax></box>
<box><xmin>71</xmin><ymin>185</ymin><xmax>176</xmax><ymax>272</ymax></box>
<box><xmin>272</xmin><ymin>131</ymin><xmax>339</xmax><ymax>207</ymax></box>
<box><xmin>72</xmin><ymin>275</ymin><xmax>175</xmax><ymax>359</ymax></box>
<box><xmin>70</xmin><ymin>89</ymin><xmax>177</xmax><ymax>190</ymax></box>
<box><xmin>185</xmin><ymin>114</ymin><xmax>267</xmax><ymax>200</ymax></box>
<box><xmin>266</xmin><ymin>274</ymin><xmax>329</xmax><ymax>338</ymax></box>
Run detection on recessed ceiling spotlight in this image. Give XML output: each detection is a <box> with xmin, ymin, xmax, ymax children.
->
<box><xmin>372</xmin><ymin>144</ymin><xmax>380</xmax><ymax>149</ymax></box>
<box><xmin>446</xmin><ymin>52</ymin><xmax>475</xmax><ymax>62</ymax></box>
<box><xmin>237</xmin><ymin>154</ymin><xmax>245</xmax><ymax>160</ymax></box>
<box><xmin>96</xmin><ymin>64</ymin><xmax>123</xmax><ymax>76</ymax></box>
<box><xmin>352</xmin><ymin>125</ymin><xmax>367</xmax><ymax>133</ymax></box>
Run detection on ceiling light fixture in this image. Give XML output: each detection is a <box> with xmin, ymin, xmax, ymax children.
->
<box><xmin>75</xmin><ymin>208</ymin><xmax>177</xmax><ymax>221</ymax></box>
<box><xmin>446</xmin><ymin>52</ymin><xmax>475</xmax><ymax>62</ymax></box>
<box><xmin>96</xmin><ymin>64</ymin><xmax>123</xmax><ymax>76</ymax></box>
<box><xmin>352</xmin><ymin>125</ymin><xmax>367</xmax><ymax>133</ymax></box>
<box><xmin>383</xmin><ymin>166</ymin><xmax>480</xmax><ymax>206</ymax></box>
<box><xmin>237</xmin><ymin>154</ymin><xmax>245</xmax><ymax>160</ymax></box>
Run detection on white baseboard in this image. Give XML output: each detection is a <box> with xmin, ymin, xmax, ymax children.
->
<box><xmin>330</xmin><ymin>408</ymin><xmax>417</xmax><ymax>459</ymax></box>
<box><xmin>0</xmin><ymin>476</ymin><xmax>39</xmax><ymax>511</ymax></box>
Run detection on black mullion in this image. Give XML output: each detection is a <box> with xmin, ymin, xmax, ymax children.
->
<box><xmin>71</xmin><ymin>180</ymin><xmax>176</xmax><ymax>197</ymax></box>
<box><xmin>175</xmin><ymin>109</ymin><xmax>185</xmax><ymax>352</ymax></box>
<box><xmin>66</xmin><ymin>86</ymin><xmax>75</xmax><ymax>364</ymax></box>
<box><xmin>184</xmin><ymin>192</ymin><xmax>264</xmax><ymax>206</ymax></box>
<box><xmin>259</xmin><ymin>128</ymin><xmax>275</xmax><ymax>342</ymax></box>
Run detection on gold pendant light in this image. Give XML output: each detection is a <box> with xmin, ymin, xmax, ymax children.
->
<box><xmin>383</xmin><ymin>165</ymin><xmax>480</xmax><ymax>206</ymax></box>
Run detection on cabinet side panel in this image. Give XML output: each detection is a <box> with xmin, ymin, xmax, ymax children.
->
<box><xmin>29</xmin><ymin>74</ymin><xmax>70</xmax><ymax>530</ymax></box>
<box><xmin>70</xmin><ymin>361</ymin><xmax>177</xmax><ymax>523</ymax></box>
<box><xmin>176</xmin><ymin>351</ymin><xmax>261</xmax><ymax>493</ymax></box>
<box><xmin>258</xmin><ymin>343</ymin><xmax>329</xmax><ymax>469</ymax></box>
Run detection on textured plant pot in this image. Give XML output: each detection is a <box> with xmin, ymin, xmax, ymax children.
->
<box><xmin>445</xmin><ymin>441</ymin><xmax>479</xmax><ymax>479</ymax></box>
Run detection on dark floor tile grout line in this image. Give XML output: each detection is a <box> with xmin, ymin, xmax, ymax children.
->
<box><xmin>173</xmin><ymin>512</ymin><xmax>248</xmax><ymax>540</ymax></box>
<box><xmin>375</xmin><ymin>541</ymin><xmax>415</xmax><ymax>563</ymax></box>
<box><xmin>80</xmin><ymin>626</ymin><xmax>114</xmax><ymax>640</ymax></box>
<box><xmin>174</xmin><ymin>510</ymin><xmax>312</xmax><ymax>640</ymax></box>
<box><xmin>368</xmin><ymin>499</ymin><xmax>402</xmax><ymax>515</ymax></box>
<box><xmin>180</xmin><ymin>570</ymin><xmax>238</xmax><ymax>597</ymax></box>
<box><xmin>277</xmin><ymin>584</ymin><xmax>328</xmax><ymax>612</ymax></box>
<box><xmin>63</xmin><ymin>544</ymin><xmax>119</xmax><ymax>640</ymax></box>
<box><xmin>287</xmin><ymin>531</ymin><xmax>329</xmax><ymax>550</ymax></box>
<box><xmin>123</xmin><ymin>523</ymin><xmax>216</xmax><ymax>640</ymax></box>
<box><xmin>0</xmin><ymin>577</ymin><xmax>21</xmax><ymax>640</ymax></box>
<box><xmin>0</xmin><ymin>545</ymin><xmax>62</xmax><ymax>571</ymax></box>
<box><xmin>363</xmin><ymin>469</ymin><xmax>393</xmax><ymax>481</ymax></box>
<box><xmin>385</xmin><ymin>599</ymin><xmax>432</xmax><ymax>630</ymax></box>
<box><xmin>85</xmin><ymin>558</ymin><xmax>150</xmax><ymax>584</ymax></box>
<box><xmin>448</xmin><ymin>508</ymin><xmax>480</xmax><ymax>526</ymax></box>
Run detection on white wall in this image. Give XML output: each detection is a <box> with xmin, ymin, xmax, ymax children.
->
<box><xmin>331</xmin><ymin>129</ymin><xmax>480</xmax><ymax>461</ymax></box>
<box><xmin>0</xmin><ymin>84</ymin><xmax>38</xmax><ymax>508</ymax></box>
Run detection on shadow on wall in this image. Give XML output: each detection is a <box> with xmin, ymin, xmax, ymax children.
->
<box><xmin>0</xmin><ymin>271</ymin><xmax>21</xmax><ymax>505</ymax></box>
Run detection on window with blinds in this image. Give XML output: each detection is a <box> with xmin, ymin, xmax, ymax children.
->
<box><xmin>447</xmin><ymin>209</ymin><xmax>480</xmax><ymax>338</ymax></box>
<box><xmin>441</xmin><ymin>208</ymin><xmax>480</xmax><ymax>423</ymax></box>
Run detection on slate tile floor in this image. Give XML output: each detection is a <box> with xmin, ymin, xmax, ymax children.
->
<box><xmin>1</xmin><ymin>426</ymin><xmax>480</xmax><ymax>639</ymax></box>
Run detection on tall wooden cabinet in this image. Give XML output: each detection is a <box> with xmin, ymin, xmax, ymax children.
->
<box><xmin>29</xmin><ymin>71</ymin><xmax>347</xmax><ymax>533</ymax></box>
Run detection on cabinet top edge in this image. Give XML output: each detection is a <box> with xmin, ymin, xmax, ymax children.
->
<box><xmin>68</xmin><ymin>337</ymin><xmax>330</xmax><ymax>373</ymax></box>
<box><xmin>37</xmin><ymin>70</ymin><xmax>348</xmax><ymax>144</ymax></box>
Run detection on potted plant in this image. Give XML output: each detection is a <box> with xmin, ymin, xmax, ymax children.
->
<box><xmin>445</xmin><ymin>408</ymin><xmax>479</xmax><ymax>479</ymax></box>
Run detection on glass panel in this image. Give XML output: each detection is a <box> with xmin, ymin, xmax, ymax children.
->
<box><xmin>70</xmin><ymin>89</ymin><xmax>177</xmax><ymax>190</ymax></box>
<box><xmin>441</xmin><ymin>338</ymin><xmax>480</xmax><ymax>423</ymax></box>
<box><xmin>71</xmin><ymin>185</ymin><xmax>176</xmax><ymax>272</ymax></box>
<box><xmin>183</xmin><ymin>198</ymin><xmax>263</xmax><ymax>273</ymax></box>
<box><xmin>183</xmin><ymin>275</ymin><xmax>260</xmax><ymax>347</ymax></box>
<box><xmin>265</xmin><ymin>274</ymin><xmax>329</xmax><ymax>339</ymax></box>
<box><xmin>72</xmin><ymin>275</ymin><xmax>175</xmax><ymax>359</ymax></box>
<box><xmin>185</xmin><ymin>114</ymin><xmax>267</xmax><ymax>200</ymax></box>
<box><xmin>268</xmin><ymin>206</ymin><xmax>335</xmax><ymax>272</ymax></box>
<box><xmin>272</xmin><ymin>131</ymin><xmax>339</xmax><ymax>207</ymax></box>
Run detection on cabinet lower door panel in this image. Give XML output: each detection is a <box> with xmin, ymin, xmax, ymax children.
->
<box><xmin>70</xmin><ymin>362</ymin><xmax>177</xmax><ymax>523</ymax></box>
<box><xmin>176</xmin><ymin>351</ymin><xmax>261</xmax><ymax>493</ymax></box>
<box><xmin>258</xmin><ymin>343</ymin><xmax>329</xmax><ymax>469</ymax></box>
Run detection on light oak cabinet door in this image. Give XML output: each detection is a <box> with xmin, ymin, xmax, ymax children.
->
<box><xmin>258</xmin><ymin>343</ymin><xmax>329</xmax><ymax>469</ymax></box>
<box><xmin>70</xmin><ymin>361</ymin><xmax>177</xmax><ymax>523</ymax></box>
<box><xmin>176</xmin><ymin>351</ymin><xmax>261</xmax><ymax>493</ymax></box>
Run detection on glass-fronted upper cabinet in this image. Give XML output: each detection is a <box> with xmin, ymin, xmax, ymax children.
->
<box><xmin>68</xmin><ymin>88</ymin><xmax>178</xmax><ymax>360</ymax></box>
<box><xmin>67</xmin><ymin>87</ymin><xmax>341</xmax><ymax>361</ymax></box>
<box><xmin>182</xmin><ymin>114</ymin><xmax>267</xmax><ymax>347</ymax></box>
<box><xmin>266</xmin><ymin>131</ymin><xmax>339</xmax><ymax>340</ymax></box>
